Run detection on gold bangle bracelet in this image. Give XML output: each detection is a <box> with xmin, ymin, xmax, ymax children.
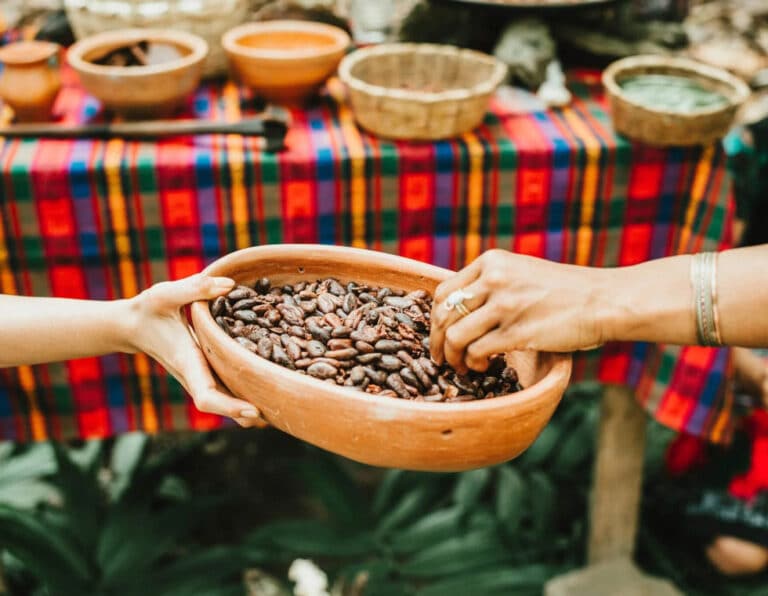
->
<box><xmin>690</xmin><ymin>252</ymin><xmax>723</xmax><ymax>347</ymax></box>
<box><xmin>710</xmin><ymin>251</ymin><xmax>723</xmax><ymax>345</ymax></box>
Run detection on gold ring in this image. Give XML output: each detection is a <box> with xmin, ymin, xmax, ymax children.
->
<box><xmin>444</xmin><ymin>288</ymin><xmax>474</xmax><ymax>312</ymax></box>
<box><xmin>454</xmin><ymin>302</ymin><xmax>471</xmax><ymax>317</ymax></box>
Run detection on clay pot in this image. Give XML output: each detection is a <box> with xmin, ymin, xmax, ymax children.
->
<box><xmin>0</xmin><ymin>41</ymin><xmax>61</xmax><ymax>122</ymax></box>
<box><xmin>222</xmin><ymin>20</ymin><xmax>350</xmax><ymax>105</ymax></box>
<box><xmin>190</xmin><ymin>245</ymin><xmax>572</xmax><ymax>471</ymax></box>
<box><xmin>67</xmin><ymin>29</ymin><xmax>208</xmax><ymax>119</ymax></box>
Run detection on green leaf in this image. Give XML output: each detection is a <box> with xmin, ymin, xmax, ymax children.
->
<box><xmin>452</xmin><ymin>468</ymin><xmax>491</xmax><ymax>510</ymax></box>
<box><xmin>98</xmin><ymin>498</ymin><xmax>220</xmax><ymax>584</ymax></box>
<box><xmin>0</xmin><ymin>479</ymin><xmax>58</xmax><ymax>509</ymax></box>
<box><xmin>376</xmin><ymin>478</ymin><xmax>443</xmax><ymax>536</ymax></box>
<box><xmin>115</xmin><ymin>545</ymin><xmax>245</xmax><ymax>596</ymax></box>
<box><xmin>67</xmin><ymin>440</ymin><xmax>103</xmax><ymax>474</ymax></box>
<box><xmin>399</xmin><ymin>527</ymin><xmax>508</xmax><ymax>578</ymax></box>
<box><xmin>389</xmin><ymin>506</ymin><xmax>465</xmax><ymax>555</ymax></box>
<box><xmin>495</xmin><ymin>466</ymin><xmax>526</xmax><ymax>539</ymax></box>
<box><xmin>515</xmin><ymin>423</ymin><xmax>560</xmax><ymax>469</ymax></box>
<box><xmin>0</xmin><ymin>443</ymin><xmax>56</xmax><ymax>486</ymax></box>
<box><xmin>417</xmin><ymin>564</ymin><xmax>555</xmax><ymax>596</ymax></box>
<box><xmin>108</xmin><ymin>432</ymin><xmax>148</xmax><ymax>501</ymax></box>
<box><xmin>249</xmin><ymin>520</ymin><xmax>374</xmax><ymax>558</ymax></box>
<box><xmin>0</xmin><ymin>505</ymin><xmax>93</xmax><ymax>593</ymax></box>
<box><xmin>373</xmin><ymin>470</ymin><xmax>408</xmax><ymax>517</ymax></box>
<box><xmin>0</xmin><ymin>441</ymin><xmax>14</xmax><ymax>461</ymax></box>
<box><xmin>551</xmin><ymin>405</ymin><xmax>599</xmax><ymax>474</ymax></box>
<box><xmin>51</xmin><ymin>444</ymin><xmax>104</xmax><ymax>556</ymax></box>
<box><xmin>120</xmin><ymin>434</ymin><xmax>204</xmax><ymax>505</ymax></box>
<box><xmin>529</xmin><ymin>471</ymin><xmax>557</xmax><ymax>536</ymax></box>
<box><xmin>156</xmin><ymin>474</ymin><xmax>191</xmax><ymax>502</ymax></box>
<box><xmin>296</xmin><ymin>453</ymin><xmax>369</xmax><ymax>528</ymax></box>
<box><xmin>338</xmin><ymin>560</ymin><xmax>412</xmax><ymax>596</ymax></box>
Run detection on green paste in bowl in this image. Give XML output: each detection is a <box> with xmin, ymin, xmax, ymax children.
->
<box><xmin>619</xmin><ymin>74</ymin><xmax>730</xmax><ymax>113</ymax></box>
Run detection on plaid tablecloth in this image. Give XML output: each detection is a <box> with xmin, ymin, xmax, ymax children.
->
<box><xmin>0</xmin><ymin>69</ymin><xmax>735</xmax><ymax>443</ymax></box>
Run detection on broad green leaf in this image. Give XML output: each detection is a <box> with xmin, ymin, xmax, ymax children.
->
<box><xmin>156</xmin><ymin>474</ymin><xmax>191</xmax><ymax>501</ymax></box>
<box><xmin>373</xmin><ymin>469</ymin><xmax>407</xmax><ymax>517</ymax></box>
<box><xmin>0</xmin><ymin>479</ymin><xmax>58</xmax><ymax>509</ymax></box>
<box><xmin>98</xmin><ymin>499</ymin><xmax>219</xmax><ymax>584</ymax></box>
<box><xmin>108</xmin><ymin>432</ymin><xmax>148</xmax><ymax>501</ymax></box>
<box><xmin>529</xmin><ymin>471</ymin><xmax>557</xmax><ymax>536</ymax></box>
<box><xmin>364</xmin><ymin>579</ymin><xmax>415</xmax><ymax>596</ymax></box>
<box><xmin>515</xmin><ymin>423</ymin><xmax>560</xmax><ymax>469</ymax></box>
<box><xmin>0</xmin><ymin>505</ymin><xmax>92</xmax><ymax>592</ymax></box>
<box><xmin>466</xmin><ymin>507</ymin><xmax>497</xmax><ymax>532</ymax></box>
<box><xmin>452</xmin><ymin>468</ymin><xmax>491</xmax><ymax>510</ymax></box>
<box><xmin>120</xmin><ymin>434</ymin><xmax>204</xmax><ymax>505</ymax></box>
<box><xmin>389</xmin><ymin>506</ymin><xmax>465</xmax><ymax>554</ymax></box>
<box><xmin>51</xmin><ymin>443</ymin><xmax>104</xmax><ymax>553</ymax></box>
<box><xmin>115</xmin><ymin>545</ymin><xmax>246</xmax><ymax>596</ymax></box>
<box><xmin>495</xmin><ymin>466</ymin><xmax>526</xmax><ymax>540</ymax></box>
<box><xmin>417</xmin><ymin>564</ymin><xmax>555</xmax><ymax>596</ymax></box>
<box><xmin>0</xmin><ymin>441</ymin><xmax>14</xmax><ymax>461</ymax></box>
<box><xmin>551</xmin><ymin>405</ymin><xmax>599</xmax><ymax>474</ymax></box>
<box><xmin>0</xmin><ymin>443</ymin><xmax>56</xmax><ymax>486</ymax></box>
<box><xmin>337</xmin><ymin>560</ymin><xmax>408</xmax><ymax>596</ymax></box>
<box><xmin>67</xmin><ymin>440</ymin><xmax>103</xmax><ymax>473</ymax></box>
<box><xmin>296</xmin><ymin>453</ymin><xmax>369</xmax><ymax>528</ymax></box>
<box><xmin>376</xmin><ymin>479</ymin><xmax>443</xmax><ymax>536</ymax></box>
<box><xmin>252</xmin><ymin>520</ymin><xmax>374</xmax><ymax>557</ymax></box>
<box><xmin>399</xmin><ymin>527</ymin><xmax>508</xmax><ymax>578</ymax></box>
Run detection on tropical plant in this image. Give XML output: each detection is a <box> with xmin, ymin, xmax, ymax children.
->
<box><xmin>241</xmin><ymin>383</ymin><xmax>604</xmax><ymax>596</ymax></box>
<box><xmin>0</xmin><ymin>433</ymin><xmax>246</xmax><ymax>596</ymax></box>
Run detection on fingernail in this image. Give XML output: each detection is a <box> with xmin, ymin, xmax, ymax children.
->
<box><xmin>240</xmin><ymin>408</ymin><xmax>260</xmax><ymax>418</ymax></box>
<box><xmin>213</xmin><ymin>277</ymin><xmax>236</xmax><ymax>289</ymax></box>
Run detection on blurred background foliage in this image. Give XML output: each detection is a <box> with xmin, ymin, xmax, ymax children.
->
<box><xmin>0</xmin><ymin>383</ymin><xmax>767</xmax><ymax>595</ymax></box>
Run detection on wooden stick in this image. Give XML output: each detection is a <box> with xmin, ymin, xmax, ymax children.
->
<box><xmin>0</xmin><ymin>115</ymin><xmax>289</xmax><ymax>151</ymax></box>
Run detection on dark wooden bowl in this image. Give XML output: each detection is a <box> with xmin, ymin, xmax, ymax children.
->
<box><xmin>190</xmin><ymin>245</ymin><xmax>572</xmax><ymax>471</ymax></box>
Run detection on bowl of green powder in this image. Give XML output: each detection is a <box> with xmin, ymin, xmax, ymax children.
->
<box><xmin>603</xmin><ymin>55</ymin><xmax>750</xmax><ymax>147</ymax></box>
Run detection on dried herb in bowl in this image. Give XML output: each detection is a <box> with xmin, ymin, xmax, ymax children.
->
<box><xmin>619</xmin><ymin>74</ymin><xmax>729</xmax><ymax>113</ymax></box>
<box><xmin>211</xmin><ymin>277</ymin><xmax>522</xmax><ymax>402</ymax></box>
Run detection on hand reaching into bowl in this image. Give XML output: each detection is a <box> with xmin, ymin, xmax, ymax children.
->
<box><xmin>0</xmin><ymin>274</ymin><xmax>265</xmax><ymax>428</ymax></box>
<box><xmin>430</xmin><ymin>246</ymin><xmax>768</xmax><ymax>374</ymax></box>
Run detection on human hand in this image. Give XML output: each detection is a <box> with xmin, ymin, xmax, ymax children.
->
<box><xmin>122</xmin><ymin>274</ymin><xmax>266</xmax><ymax>428</ymax></box>
<box><xmin>429</xmin><ymin>249</ymin><xmax>608</xmax><ymax>374</ymax></box>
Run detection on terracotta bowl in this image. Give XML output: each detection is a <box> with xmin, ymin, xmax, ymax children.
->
<box><xmin>67</xmin><ymin>29</ymin><xmax>208</xmax><ymax>119</ymax></box>
<box><xmin>222</xmin><ymin>20</ymin><xmax>350</xmax><ymax>105</ymax></box>
<box><xmin>190</xmin><ymin>245</ymin><xmax>572</xmax><ymax>471</ymax></box>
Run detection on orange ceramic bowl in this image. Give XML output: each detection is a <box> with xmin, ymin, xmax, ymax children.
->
<box><xmin>222</xmin><ymin>20</ymin><xmax>350</xmax><ymax>105</ymax></box>
<box><xmin>190</xmin><ymin>245</ymin><xmax>572</xmax><ymax>471</ymax></box>
<box><xmin>68</xmin><ymin>28</ymin><xmax>208</xmax><ymax>118</ymax></box>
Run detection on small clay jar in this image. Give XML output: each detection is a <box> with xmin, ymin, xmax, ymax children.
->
<box><xmin>0</xmin><ymin>41</ymin><xmax>61</xmax><ymax>122</ymax></box>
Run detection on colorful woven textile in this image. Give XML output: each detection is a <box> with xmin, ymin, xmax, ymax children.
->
<box><xmin>0</xmin><ymin>68</ymin><xmax>734</xmax><ymax>443</ymax></box>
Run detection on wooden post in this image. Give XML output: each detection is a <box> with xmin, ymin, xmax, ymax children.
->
<box><xmin>545</xmin><ymin>385</ymin><xmax>682</xmax><ymax>596</ymax></box>
<box><xmin>587</xmin><ymin>384</ymin><xmax>647</xmax><ymax>563</ymax></box>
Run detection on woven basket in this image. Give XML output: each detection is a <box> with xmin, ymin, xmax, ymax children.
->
<box><xmin>602</xmin><ymin>55</ymin><xmax>751</xmax><ymax>147</ymax></box>
<box><xmin>63</xmin><ymin>0</ymin><xmax>248</xmax><ymax>78</ymax></box>
<box><xmin>338</xmin><ymin>43</ymin><xmax>507</xmax><ymax>141</ymax></box>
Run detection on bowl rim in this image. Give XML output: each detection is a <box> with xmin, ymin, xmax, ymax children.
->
<box><xmin>338</xmin><ymin>43</ymin><xmax>508</xmax><ymax>104</ymax></box>
<box><xmin>190</xmin><ymin>244</ymin><xmax>572</xmax><ymax>415</ymax></box>
<box><xmin>0</xmin><ymin>40</ymin><xmax>60</xmax><ymax>65</ymax></box>
<box><xmin>221</xmin><ymin>20</ymin><xmax>351</xmax><ymax>61</ymax></box>
<box><xmin>67</xmin><ymin>28</ymin><xmax>209</xmax><ymax>76</ymax></box>
<box><xmin>602</xmin><ymin>54</ymin><xmax>752</xmax><ymax>117</ymax></box>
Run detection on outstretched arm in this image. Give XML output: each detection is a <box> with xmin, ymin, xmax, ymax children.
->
<box><xmin>429</xmin><ymin>245</ymin><xmax>768</xmax><ymax>373</ymax></box>
<box><xmin>0</xmin><ymin>274</ymin><xmax>263</xmax><ymax>427</ymax></box>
